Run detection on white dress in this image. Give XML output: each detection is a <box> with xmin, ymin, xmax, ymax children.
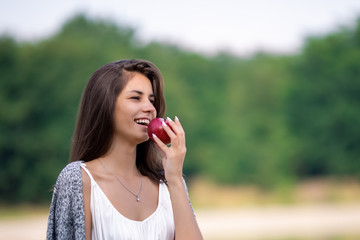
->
<box><xmin>81</xmin><ymin>163</ymin><xmax>175</xmax><ymax>240</ymax></box>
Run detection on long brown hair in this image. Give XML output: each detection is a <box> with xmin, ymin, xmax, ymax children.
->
<box><xmin>70</xmin><ymin>59</ymin><xmax>166</xmax><ymax>182</ymax></box>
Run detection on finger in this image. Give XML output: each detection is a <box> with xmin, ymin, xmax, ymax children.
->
<box><xmin>162</xmin><ymin>120</ymin><xmax>177</xmax><ymax>139</ymax></box>
<box><xmin>175</xmin><ymin>116</ymin><xmax>186</xmax><ymax>145</ymax></box>
<box><xmin>168</xmin><ymin>117</ymin><xmax>185</xmax><ymax>145</ymax></box>
<box><xmin>155</xmin><ymin>143</ymin><xmax>166</xmax><ymax>158</ymax></box>
<box><xmin>164</xmin><ymin>117</ymin><xmax>185</xmax><ymax>146</ymax></box>
<box><xmin>174</xmin><ymin>116</ymin><xmax>185</xmax><ymax>134</ymax></box>
<box><xmin>166</xmin><ymin>117</ymin><xmax>184</xmax><ymax>136</ymax></box>
<box><xmin>164</xmin><ymin>118</ymin><xmax>183</xmax><ymax>146</ymax></box>
<box><xmin>152</xmin><ymin>133</ymin><xmax>170</xmax><ymax>152</ymax></box>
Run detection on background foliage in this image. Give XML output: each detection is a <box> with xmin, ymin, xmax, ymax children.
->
<box><xmin>1</xmin><ymin>15</ymin><xmax>359</xmax><ymax>203</ymax></box>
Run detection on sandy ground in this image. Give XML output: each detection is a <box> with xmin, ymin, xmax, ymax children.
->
<box><xmin>1</xmin><ymin>204</ymin><xmax>360</xmax><ymax>240</ymax></box>
<box><xmin>197</xmin><ymin>204</ymin><xmax>360</xmax><ymax>239</ymax></box>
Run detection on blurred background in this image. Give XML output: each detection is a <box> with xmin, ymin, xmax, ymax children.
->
<box><xmin>1</xmin><ymin>0</ymin><xmax>360</xmax><ymax>239</ymax></box>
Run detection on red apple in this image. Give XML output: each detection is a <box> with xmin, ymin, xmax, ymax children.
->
<box><xmin>148</xmin><ymin>118</ymin><xmax>172</xmax><ymax>145</ymax></box>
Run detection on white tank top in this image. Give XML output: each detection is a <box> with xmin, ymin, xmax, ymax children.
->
<box><xmin>81</xmin><ymin>163</ymin><xmax>175</xmax><ymax>240</ymax></box>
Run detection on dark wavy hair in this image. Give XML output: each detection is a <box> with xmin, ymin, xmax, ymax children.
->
<box><xmin>69</xmin><ymin>59</ymin><xmax>166</xmax><ymax>183</ymax></box>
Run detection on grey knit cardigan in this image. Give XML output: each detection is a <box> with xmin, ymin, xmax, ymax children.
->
<box><xmin>46</xmin><ymin>161</ymin><xmax>194</xmax><ymax>239</ymax></box>
<box><xmin>47</xmin><ymin>161</ymin><xmax>86</xmax><ymax>239</ymax></box>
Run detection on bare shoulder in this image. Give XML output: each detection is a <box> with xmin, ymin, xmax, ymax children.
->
<box><xmin>82</xmin><ymin>159</ymin><xmax>110</xmax><ymax>182</ymax></box>
<box><xmin>81</xmin><ymin>160</ymin><xmax>96</xmax><ymax>183</ymax></box>
<box><xmin>81</xmin><ymin>168</ymin><xmax>91</xmax><ymax>187</ymax></box>
<box><xmin>81</xmin><ymin>162</ymin><xmax>93</xmax><ymax>240</ymax></box>
<box><xmin>82</xmin><ymin>159</ymin><xmax>98</xmax><ymax>170</ymax></box>
<box><xmin>81</xmin><ymin>164</ymin><xmax>92</xmax><ymax>201</ymax></box>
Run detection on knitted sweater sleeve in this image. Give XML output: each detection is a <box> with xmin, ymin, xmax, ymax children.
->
<box><xmin>46</xmin><ymin>161</ymin><xmax>86</xmax><ymax>240</ymax></box>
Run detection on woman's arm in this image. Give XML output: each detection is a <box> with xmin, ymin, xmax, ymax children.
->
<box><xmin>152</xmin><ymin>117</ymin><xmax>203</xmax><ymax>240</ymax></box>
<box><xmin>167</xmin><ymin>177</ymin><xmax>202</xmax><ymax>239</ymax></box>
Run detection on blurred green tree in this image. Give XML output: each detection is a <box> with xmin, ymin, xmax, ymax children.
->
<box><xmin>1</xmin><ymin>14</ymin><xmax>360</xmax><ymax>203</ymax></box>
<box><xmin>287</xmin><ymin>20</ymin><xmax>360</xmax><ymax>178</ymax></box>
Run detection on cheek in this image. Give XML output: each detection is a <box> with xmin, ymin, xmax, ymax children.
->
<box><xmin>113</xmin><ymin>104</ymin><xmax>131</xmax><ymax>125</ymax></box>
<box><xmin>113</xmin><ymin>113</ymin><xmax>125</xmax><ymax>130</ymax></box>
<box><xmin>115</xmin><ymin>101</ymin><xmax>133</xmax><ymax>115</ymax></box>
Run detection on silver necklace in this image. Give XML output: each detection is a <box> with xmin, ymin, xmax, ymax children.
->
<box><xmin>99</xmin><ymin>159</ymin><xmax>143</xmax><ymax>202</ymax></box>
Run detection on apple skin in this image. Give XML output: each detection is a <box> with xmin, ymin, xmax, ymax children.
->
<box><xmin>148</xmin><ymin>118</ymin><xmax>172</xmax><ymax>145</ymax></box>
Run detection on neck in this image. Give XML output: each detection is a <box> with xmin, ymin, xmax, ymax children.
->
<box><xmin>100</xmin><ymin>136</ymin><xmax>139</xmax><ymax>177</ymax></box>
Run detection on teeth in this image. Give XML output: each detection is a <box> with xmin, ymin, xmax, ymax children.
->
<box><xmin>135</xmin><ymin>119</ymin><xmax>150</xmax><ymax>125</ymax></box>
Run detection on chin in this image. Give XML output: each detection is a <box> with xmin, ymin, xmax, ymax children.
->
<box><xmin>136</xmin><ymin>135</ymin><xmax>150</xmax><ymax>145</ymax></box>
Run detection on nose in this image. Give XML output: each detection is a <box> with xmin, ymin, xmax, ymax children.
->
<box><xmin>142</xmin><ymin>99</ymin><xmax>156</xmax><ymax>114</ymax></box>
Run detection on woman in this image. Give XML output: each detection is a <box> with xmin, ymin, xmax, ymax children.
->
<box><xmin>47</xmin><ymin>59</ymin><xmax>203</xmax><ymax>239</ymax></box>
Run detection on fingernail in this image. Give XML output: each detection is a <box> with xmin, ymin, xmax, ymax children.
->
<box><xmin>166</xmin><ymin>117</ymin><xmax>172</xmax><ymax>122</ymax></box>
<box><xmin>175</xmin><ymin>116</ymin><xmax>179</xmax><ymax>122</ymax></box>
<box><xmin>162</xmin><ymin>121</ymin><xmax>167</xmax><ymax>127</ymax></box>
<box><xmin>152</xmin><ymin>133</ymin><xmax>157</xmax><ymax>139</ymax></box>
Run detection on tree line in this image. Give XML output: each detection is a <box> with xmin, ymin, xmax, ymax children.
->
<box><xmin>1</xmin><ymin>14</ymin><xmax>359</xmax><ymax>203</ymax></box>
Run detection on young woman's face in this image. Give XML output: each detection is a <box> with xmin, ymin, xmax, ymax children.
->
<box><xmin>113</xmin><ymin>72</ymin><xmax>157</xmax><ymax>145</ymax></box>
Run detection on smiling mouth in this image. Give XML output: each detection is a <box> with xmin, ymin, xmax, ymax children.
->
<box><xmin>134</xmin><ymin>118</ymin><xmax>150</xmax><ymax>126</ymax></box>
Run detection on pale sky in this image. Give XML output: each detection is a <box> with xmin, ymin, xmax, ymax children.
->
<box><xmin>1</xmin><ymin>0</ymin><xmax>360</xmax><ymax>56</ymax></box>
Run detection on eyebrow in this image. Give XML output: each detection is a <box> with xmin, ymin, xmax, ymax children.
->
<box><xmin>128</xmin><ymin>90</ymin><xmax>155</xmax><ymax>98</ymax></box>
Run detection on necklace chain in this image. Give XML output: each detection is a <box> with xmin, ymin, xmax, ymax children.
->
<box><xmin>98</xmin><ymin>159</ymin><xmax>143</xmax><ymax>202</ymax></box>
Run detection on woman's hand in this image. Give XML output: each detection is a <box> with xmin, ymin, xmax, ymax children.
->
<box><xmin>151</xmin><ymin>116</ymin><xmax>186</xmax><ymax>185</ymax></box>
<box><xmin>152</xmin><ymin>116</ymin><xmax>203</xmax><ymax>239</ymax></box>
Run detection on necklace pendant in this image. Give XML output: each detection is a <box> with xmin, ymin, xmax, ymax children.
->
<box><xmin>136</xmin><ymin>196</ymin><xmax>140</xmax><ymax>202</ymax></box>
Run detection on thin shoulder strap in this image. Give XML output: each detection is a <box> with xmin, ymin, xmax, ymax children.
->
<box><xmin>80</xmin><ymin>163</ymin><xmax>95</xmax><ymax>182</ymax></box>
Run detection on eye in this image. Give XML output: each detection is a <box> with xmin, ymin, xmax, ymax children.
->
<box><xmin>149</xmin><ymin>98</ymin><xmax>155</xmax><ymax>105</ymax></box>
<box><xmin>130</xmin><ymin>96</ymin><xmax>140</xmax><ymax>100</ymax></box>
